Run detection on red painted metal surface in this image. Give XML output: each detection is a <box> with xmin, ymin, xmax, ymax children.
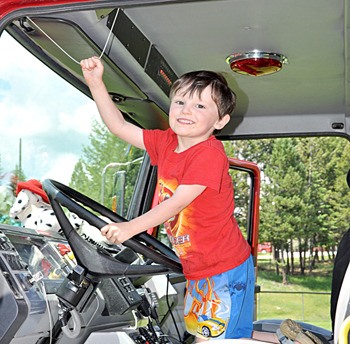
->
<box><xmin>0</xmin><ymin>0</ymin><xmax>93</xmax><ymax>20</ymax></box>
<box><xmin>228</xmin><ymin>157</ymin><xmax>261</xmax><ymax>259</ymax></box>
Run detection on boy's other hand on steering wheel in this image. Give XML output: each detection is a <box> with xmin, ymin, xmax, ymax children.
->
<box><xmin>101</xmin><ymin>222</ymin><xmax>134</xmax><ymax>244</ymax></box>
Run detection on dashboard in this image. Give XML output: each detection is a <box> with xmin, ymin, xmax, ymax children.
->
<box><xmin>0</xmin><ymin>225</ymin><xmax>183</xmax><ymax>344</ymax></box>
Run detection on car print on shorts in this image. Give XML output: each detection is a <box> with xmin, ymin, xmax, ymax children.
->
<box><xmin>197</xmin><ymin>315</ymin><xmax>227</xmax><ymax>338</ymax></box>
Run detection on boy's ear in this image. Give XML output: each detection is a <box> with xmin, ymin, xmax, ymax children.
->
<box><xmin>215</xmin><ymin>114</ymin><xmax>231</xmax><ymax>130</ymax></box>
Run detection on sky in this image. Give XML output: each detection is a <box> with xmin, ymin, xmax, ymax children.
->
<box><xmin>0</xmin><ymin>31</ymin><xmax>99</xmax><ymax>184</ymax></box>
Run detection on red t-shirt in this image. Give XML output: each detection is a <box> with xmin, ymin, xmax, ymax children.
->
<box><xmin>143</xmin><ymin>128</ymin><xmax>251</xmax><ymax>280</ymax></box>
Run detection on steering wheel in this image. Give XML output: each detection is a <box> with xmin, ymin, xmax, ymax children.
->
<box><xmin>42</xmin><ymin>179</ymin><xmax>182</xmax><ymax>278</ymax></box>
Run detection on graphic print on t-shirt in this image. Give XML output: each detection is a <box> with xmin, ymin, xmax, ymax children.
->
<box><xmin>158</xmin><ymin>179</ymin><xmax>192</xmax><ymax>257</ymax></box>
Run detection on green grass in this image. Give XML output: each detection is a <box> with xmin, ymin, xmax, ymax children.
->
<box><xmin>256</xmin><ymin>254</ymin><xmax>333</xmax><ymax>330</ymax></box>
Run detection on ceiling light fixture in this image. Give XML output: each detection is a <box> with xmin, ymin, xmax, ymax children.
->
<box><xmin>226</xmin><ymin>51</ymin><xmax>288</xmax><ymax>76</ymax></box>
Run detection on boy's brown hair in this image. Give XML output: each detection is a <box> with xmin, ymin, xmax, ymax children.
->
<box><xmin>169</xmin><ymin>70</ymin><xmax>236</xmax><ymax>119</ymax></box>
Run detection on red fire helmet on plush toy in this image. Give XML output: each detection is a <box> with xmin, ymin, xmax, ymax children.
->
<box><xmin>16</xmin><ymin>179</ymin><xmax>50</xmax><ymax>204</ymax></box>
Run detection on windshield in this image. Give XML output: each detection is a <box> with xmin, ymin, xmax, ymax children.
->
<box><xmin>0</xmin><ymin>32</ymin><xmax>143</xmax><ymax>223</ymax></box>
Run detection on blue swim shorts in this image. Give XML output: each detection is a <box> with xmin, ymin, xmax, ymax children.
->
<box><xmin>183</xmin><ymin>255</ymin><xmax>255</xmax><ymax>340</ymax></box>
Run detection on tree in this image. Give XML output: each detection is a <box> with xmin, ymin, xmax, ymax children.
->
<box><xmin>262</xmin><ymin>138</ymin><xmax>307</xmax><ymax>280</ymax></box>
<box><xmin>13</xmin><ymin>164</ymin><xmax>26</xmax><ymax>182</ymax></box>
<box><xmin>296</xmin><ymin>138</ymin><xmax>331</xmax><ymax>270</ymax></box>
<box><xmin>312</xmin><ymin>137</ymin><xmax>350</xmax><ymax>255</ymax></box>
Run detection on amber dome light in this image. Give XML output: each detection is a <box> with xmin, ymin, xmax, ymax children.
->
<box><xmin>226</xmin><ymin>51</ymin><xmax>288</xmax><ymax>76</ymax></box>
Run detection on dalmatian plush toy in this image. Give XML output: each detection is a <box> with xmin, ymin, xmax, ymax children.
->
<box><xmin>9</xmin><ymin>179</ymin><xmax>118</xmax><ymax>251</ymax></box>
<box><xmin>9</xmin><ymin>179</ymin><xmax>60</xmax><ymax>232</ymax></box>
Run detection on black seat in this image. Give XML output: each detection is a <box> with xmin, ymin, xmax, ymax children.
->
<box><xmin>330</xmin><ymin>227</ymin><xmax>350</xmax><ymax>332</ymax></box>
<box><xmin>330</xmin><ymin>169</ymin><xmax>350</xmax><ymax>342</ymax></box>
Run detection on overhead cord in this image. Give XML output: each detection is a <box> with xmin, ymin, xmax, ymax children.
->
<box><xmin>26</xmin><ymin>9</ymin><xmax>119</xmax><ymax>64</ymax></box>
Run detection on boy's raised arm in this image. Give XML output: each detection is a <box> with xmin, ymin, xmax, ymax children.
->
<box><xmin>81</xmin><ymin>56</ymin><xmax>145</xmax><ymax>150</ymax></box>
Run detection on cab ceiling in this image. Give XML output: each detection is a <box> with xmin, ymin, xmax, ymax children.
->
<box><xmin>5</xmin><ymin>0</ymin><xmax>350</xmax><ymax>138</ymax></box>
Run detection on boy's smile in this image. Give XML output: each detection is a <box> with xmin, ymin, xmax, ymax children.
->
<box><xmin>169</xmin><ymin>86</ymin><xmax>230</xmax><ymax>152</ymax></box>
<box><xmin>176</xmin><ymin>118</ymin><xmax>195</xmax><ymax>125</ymax></box>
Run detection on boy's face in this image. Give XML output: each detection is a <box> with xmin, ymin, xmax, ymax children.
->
<box><xmin>169</xmin><ymin>86</ymin><xmax>230</xmax><ymax>144</ymax></box>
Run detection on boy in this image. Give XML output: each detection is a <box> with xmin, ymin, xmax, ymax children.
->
<box><xmin>81</xmin><ymin>56</ymin><xmax>254</xmax><ymax>342</ymax></box>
